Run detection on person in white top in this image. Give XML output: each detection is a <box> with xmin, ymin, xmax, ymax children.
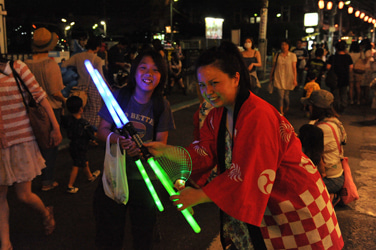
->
<box><xmin>270</xmin><ymin>39</ymin><xmax>297</xmax><ymax>115</ymax></box>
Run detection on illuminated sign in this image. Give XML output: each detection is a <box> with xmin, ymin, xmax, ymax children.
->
<box><xmin>205</xmin><ymin>17</ymin><xmax>224</xmax><ymax>39</ymax></box>
<box><xmin>304</xmin><ymin>13</ymin><xmax>319</xmax><ymax>27</ymax></box>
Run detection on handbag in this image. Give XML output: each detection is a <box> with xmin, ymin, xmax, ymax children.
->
<box><xmin>269</xmin><ymin>52</ymin><xmax>280</xmax><ymax>94</ymax></box>
<box><xmin>324</xmin><ymin>122</ymin><xmax>359</xmax><ymax>205</ymax></box>
<box><xmin>11</xmin><ymin>61</ymin><xmax>52</xmax><ymax>150</ymax></box>
<box><xmin>102</xmin><ymin>132</ymin><xmax>129</xmax><ymax>205</ymax></box>
<box><xmin>339</xmin><ymin>157</ymin><xmax>359</xmax><ymax>205</ymax></box>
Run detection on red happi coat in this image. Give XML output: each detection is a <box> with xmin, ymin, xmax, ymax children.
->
<box><xmin>187</xmin><ymin>92</ymin><xmax>344</xmax><ymax>249</ymax></box>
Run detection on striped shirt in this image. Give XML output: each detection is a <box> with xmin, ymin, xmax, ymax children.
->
<box><xmin>0</xmin><ymin>60</ymin><xmax>46</xmax><ymax>149</ymax></box>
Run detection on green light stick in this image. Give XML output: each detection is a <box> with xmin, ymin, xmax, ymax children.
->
<box><xmin>147</xmin><ymin>158</ymin><xmax>201</xmax><ymax>233</ymax></box>
<box><xmin>85</xmin><ymin>61</ymin><xmax>164</xmax><ymax>212</ymax></box>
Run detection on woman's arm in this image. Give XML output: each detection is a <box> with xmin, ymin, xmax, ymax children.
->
<box><xmin>97</xmin><ymin>118</ymin><xmax>141</xmax><ymax>157</ymax></box>
<box><xmin>292</xmin><ymin>58</ymin><xmax>298</xmax><ymax>87</ymax></box>
<box><xmin>39</xmin><ymin>97</ymin><xmax>63</xmax><ymax>147</ymax></box>
<box><xmin>254</xmin><ymin>50</ymin><xmax>263</xmax><ymax>68</ymax></box>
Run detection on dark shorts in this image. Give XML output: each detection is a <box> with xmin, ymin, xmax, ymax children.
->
<box><xmin>69</xmin><ymin>148</ymin><xmax>87</xmax><ymax>168</ymax></box>
<box><xmin>93</xmin><ymin>179</ymin><xmax>157</xmax><ymax>249</ymax></box>
<box><xmin>323</xmin><ymin>173</ymin><xmax>345</xmax><ymax>194</ymax></box>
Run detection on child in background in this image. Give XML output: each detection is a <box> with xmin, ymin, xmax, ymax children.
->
<box><xmin>61</xmin><ymin>96</ymin><xmax>100</xmax><ymax>193</ymax></box>
<box><xmin>303</xmin><ymin>71</ymin><xmax>321</xmax><ymax>116</ymax></box>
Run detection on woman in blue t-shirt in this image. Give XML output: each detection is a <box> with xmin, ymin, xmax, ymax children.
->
<box><xmin>93</xmin><ymin>49</ymin><xmax>175</xmax><ymax>250</ymax></box>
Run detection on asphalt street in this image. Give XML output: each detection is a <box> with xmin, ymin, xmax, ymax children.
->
<box><xmin>6</xmin><ymin>78</ymin><xmax>376</xmax><ymax>250</ymax></box>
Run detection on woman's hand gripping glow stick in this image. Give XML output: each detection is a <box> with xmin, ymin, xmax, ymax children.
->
<box><xmin>84</xmin><ymin>60</ymin><xmax>164</xmax><ymax>212</ymax></box>
<box><xmin>147</xmin><ymin>158</ymin><xmax>201</xmax><ymax>233</ymax></box>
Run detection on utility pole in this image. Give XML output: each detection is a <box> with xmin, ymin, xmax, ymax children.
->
<box><xmin>170</xmin><ymin>0</ymin><xmax>173</xmax><ymax>43</ymax></box>
<box><xmin>258</xmin><ymin>0</ymin><xmax>268</xmax><ymax>79</ymax></box>
<box><xmin>0</xmin><ymin>0</ymin><xmax>7</xmax><ymax>54</ymax></box>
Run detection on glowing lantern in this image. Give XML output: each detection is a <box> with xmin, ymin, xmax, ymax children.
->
<box><xmin>327</xmin><ymin>1</ymin><xmax>333</xmax><ymax>10</ymax></box>
<box><xmin>348</xmin><ymin>6</ymin><xmax>353</xmax><ymax>14</ymax></box>
<box><xmin>318</xmin><ymin>0</ymin><xmax>325</xmax><ymax>9</ymax></box>
<box><xmin>338</xmin><ymin>1</ymin><xmax>344</xmax><ymax>9</ymax></box>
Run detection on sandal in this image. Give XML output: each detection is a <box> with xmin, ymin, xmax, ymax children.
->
<box><xmin>43</xmin><ymin>206</ymin><xmax>56</xmax><ymax>235</ymax></box>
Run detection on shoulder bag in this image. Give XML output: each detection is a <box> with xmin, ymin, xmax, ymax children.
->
<box><xmin>323</xmin><ymin>122</ymin><xmax>359</xmax><ymax>205</ymax></box>
<box><xmin>11</xmin><ymin>61</ymin><xmax>52</xmax><ymax>149</ymax></box>
<box><xmin>269</xmin><ymin>52</ymin><xmax>280</xmax><ymax>94</ymax></box>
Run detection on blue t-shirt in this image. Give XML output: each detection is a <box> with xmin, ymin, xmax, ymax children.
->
<box><xmin>98</xmin><ymin>90</ymin><xmax>175</xmax><ymax>179</ymax></box>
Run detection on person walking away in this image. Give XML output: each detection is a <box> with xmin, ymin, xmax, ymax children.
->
<box><xmin>270</xmin><ymin>39</ymin><xmax>297</xmax><ymax>116</ymax></box>
<box><xmin>146</xmin><ymin>41</ymin><xmax>344</xmax><ymax>249</ymax></box>
<box><xmin>304</xmin><ymin>48</ymin><xmax>326</xmax><ymax>86</ymax></box>
<box><xmin>25</xmin><ymin>27</ymin><xmax>66</xmax><ymax>192</ymax></box>
<box><xmin>0</xmin><ymin>58</ymin><xmax>62</xmax><ymax>250</ymax></box>
<box><xmin>326</xmin><ymin>40</ymin><xmax>353</xmax><ymax>114</ymax></box>
<box><xmin>93</xmin><ymin>49</ymin><xmax>175</xmax><ymax>250</ymax></box>
<box><xmin>61</xmin><ymin>96</ymin><xmax>100</xmax><ymax>193</ymax></box>
<box><xmin>292</xmin><ymin>40</ymin><xmax>309</xmax><ymax>88</ymax></box>
<box><xmin>242</xmin><ymin>37</ymin><xmax>262</xmax><ymax>94</ymax></box>
<box><xmin>348</xmin><ymin>41</ymin><xmax>362</xmax><ymax>105</ymax></box>
<box><xmin>301</xmin><ymin>89</ymin><xmax>346</xmax><ymax>206</ymax></box>
<box><xmin>62</xmin><ymin>37</ymin><xmax>107</xmax><ymax>128</ymax></box>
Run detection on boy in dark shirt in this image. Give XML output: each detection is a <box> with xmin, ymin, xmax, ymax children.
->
<box><xmin>305</xmin><ymin>48</ymin><xmax>326</xmax><ymax>86</ymax></box>
<box><xmin>62</xmin><ymin>96</ymin><xmax>100</xmax><ymax>193</ymax></box>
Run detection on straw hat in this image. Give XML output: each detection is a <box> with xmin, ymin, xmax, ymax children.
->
<box><xmin>32</xmin><ymin>28</ymin><xmax>59</xmax><ymax>52</ymax></box>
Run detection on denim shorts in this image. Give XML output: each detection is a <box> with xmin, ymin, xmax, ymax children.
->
<box><xmin>323</xmin><ymin>174</ymin><xmax>345</xmax><ymax>194</ymax></box>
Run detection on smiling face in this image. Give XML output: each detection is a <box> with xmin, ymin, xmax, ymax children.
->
<box><xmin>197</xmin><ymin>64</ymin><xmax>239</xmax><ymax>110</ymax></box>
<box><xmin>135</xmin><ymin>56</ymin><xmax>161</xmax><ymax>94</ymax></box>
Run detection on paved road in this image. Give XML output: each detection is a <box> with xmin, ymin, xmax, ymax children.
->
<box><xmin>7</xmin><ymin>81</ymin><xmax>376</xmax><ymax>249</ymax></box>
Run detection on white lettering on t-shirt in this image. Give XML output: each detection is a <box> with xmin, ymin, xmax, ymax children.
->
<box><xmin>129</xmin><ymin>112</ymin><xmax>153</xmax><ymax>125</ymax></box>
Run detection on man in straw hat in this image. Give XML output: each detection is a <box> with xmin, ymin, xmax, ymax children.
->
<box><xmin>25</xmin><ymin>27</ymin><xmax>66</xmax><ymax>191</ymax></box>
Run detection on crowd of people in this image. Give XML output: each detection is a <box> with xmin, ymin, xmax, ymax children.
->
<box><xmin>1</xmin><ymin>25</ymin><xmax>372</xmax><ymax>249</ymax></box>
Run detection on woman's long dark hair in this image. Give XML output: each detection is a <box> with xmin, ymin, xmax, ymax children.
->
<box><xmin>126</xmin><ymin>49</ymin><xmax>167</xmax><ymax>97</ymax></box>
<box><xmin>195</xmin><ymin>41</ymin><xmax>251</xmax><ymax>96</ymax></box>
<box><xmin>310</xmin><ymin>105</ymin><xmax>338</xmax><ymax>121</ymax></box>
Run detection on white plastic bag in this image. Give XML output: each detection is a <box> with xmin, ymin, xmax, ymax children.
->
<box><xmin>102</xmin><ymin>132</ymin><xmax>129</xmax><ymax>205</ymax></box>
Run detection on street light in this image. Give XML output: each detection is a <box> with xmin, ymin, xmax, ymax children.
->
<box><xmin>100</xmin><ymin>20</ymin><xmax>107</xmax><ymax>37</ymax></box>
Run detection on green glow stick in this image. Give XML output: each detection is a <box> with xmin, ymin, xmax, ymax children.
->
<box><xmin>135</xmin><ymin>160</ymin><xmax>164</xmax><ymax>212</ymax></box>
<box><xmin>147</xmin><ymin>158</ymin><xmax>201</xmax><ymax>233</ymax></box>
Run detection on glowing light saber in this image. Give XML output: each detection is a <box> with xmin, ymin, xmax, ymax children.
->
<box><xmin>85</xmin><ymin>60</ymin><xmax>200</xmax><ymax>233</ymax></box>
<box><xmin>85</xmin><ymin>60</ymin><xmax>164</xmax><ymax>212</ymax></box>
